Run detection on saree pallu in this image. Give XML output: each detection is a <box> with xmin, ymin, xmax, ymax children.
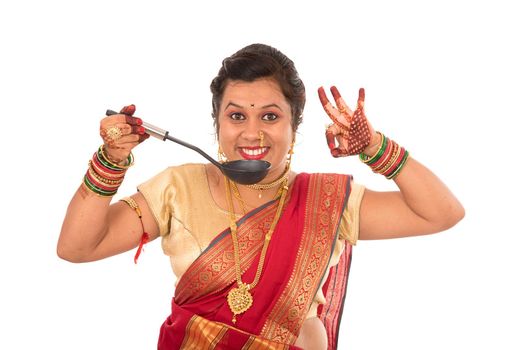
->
<box><xmin>158</xmin><ymin>173</ymin><xmax>353</xmax><ymax>350</ymax></box>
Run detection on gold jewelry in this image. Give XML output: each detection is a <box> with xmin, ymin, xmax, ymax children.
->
<box><xmin>119</xmin><ymin>196</ymin><xmax>150</xmax><ymax>264</ymax></box>
<box><xmin>224</xmin><ymin>175</ymin><xmax>288</xmax><ymax>323</ymax></box>
<box><xmin>259</xmin><ymin>131</ymin><xmax>264</xmax><ymax>148</ymax></box>
<box><xmin>120</xmin><ymin>196</ymin><xmax>141</xmax><ymax>216</ymax></box>
<box><xmin>245</xmin><ymin>139</ymin><xmax>293</xmax><ymax>198</ymax></box>
<box><xmin>87</xmin><ymin>165</ymin><xmax>124</xmax><ymax>185</ymax></box>
<box><xmin>231</xmin><ymin>181</ymin><xmax>247</xmax><ymax>215</ymax></box>
<box><xmin>245</xmin><ymin>165</ymin><xmax>289</xmax><ymax>191</ymax></box>
<box><xmin>218</xmin><ymin>145</ymin><xmax>227</xmax><ymax>163</ymax></box>
<box><xmin>99</xmin><ymin>145</ymin><xmax>134</xmax><ymax>169</ymax></box>
<box><xmin>105</xmin><ymin>126</ymin><xmax>123</xmax><ymax>141</ymax></box>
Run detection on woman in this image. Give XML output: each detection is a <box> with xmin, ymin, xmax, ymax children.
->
<box><xmin>58</xmin><ymin>43</ymin><xmax>464</xmax><ymax>349</ymax></box>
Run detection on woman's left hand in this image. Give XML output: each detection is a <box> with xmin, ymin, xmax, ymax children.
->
<box><xmin>318</xmin><ymin>86</ymin><xmax>379</xmax><ymax>157</ymax></box>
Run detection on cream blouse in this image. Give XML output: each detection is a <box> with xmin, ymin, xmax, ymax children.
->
<box><xmin>138</xmin><ymin>163</ymin><xmax>365</xmax><ymax>319</ymax></box>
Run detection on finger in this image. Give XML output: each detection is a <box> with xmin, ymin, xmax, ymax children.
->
<box><xmin>318</xmin><ymin>86</ymin><xmax>330</xmax><ymax>106</ymax></box>
<box><xmin>120</xmin><ymin>104</ymin><xmax>136</xmax><ymax>116</ymax></box>
<box><xmin>138</xmin><ymin>133</ymin><xmax>150</xmax><ymax>143</ymax></box>
<box><xmin>101</xmin><ymin>114</ymin><xmax>142</xmax><ymax>127</ymax></box>
<box><xmin>325</xmin><ymin>128</ymin><xmax>337</xmax><ymax>151</ymax></box>
<box><xmin>125</xmin><ymin>115</ymin><xmax>143</xmax><ymax>126</ymax></box>
<box><xmin>318</xmin><ymin>87</ymin><xmax>340</xmax><ymax>123</ymax></box>
<box><xmin>358</xmin><ymin>88</ymin><xmax>365</xmax><ymax>109</ymax></box>
<box><xmin>330</xmin><ymin>148</ymin><xmax>345</xmax><ymax>158</ymax></box>
<box><xmin>330</xmin><ymin>86</ymin><xmax>353</xmax><ymax>115</ymax></box>
<box><xmin>131</xmin><ymin>125</ymin><xmax>146</xmax><ymax>135</ymax></box>
<box><xmin>109</xmin><ymin>123</ymin><xmax>146</xmax><ymax>135</ymax></box>
<box><xmin>108</xmin><ymin>133</ymin><xmax>143</xmax><ymax>145</ymax></box>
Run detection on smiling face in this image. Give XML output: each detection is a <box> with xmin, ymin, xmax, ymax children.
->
<box><xmin>217</xmin><ymin>78</ymin><xmax>294</xmax><ymax>181</ymax></box>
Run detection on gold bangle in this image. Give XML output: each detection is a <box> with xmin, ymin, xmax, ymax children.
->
<box><xmin>374</xmin><ymin>142</ymin><xmax>399</xmax><ymax>174</ymax></box>
<box><xmin>87</xmin><ymin>166</ymin><xmax>124</xmax><ymax>186</ymax></box>
<box><xmin>361</xmin><ymin>132</ymin><xmax>385</xmax><ymax>164</ymax></box>
<box><xmin>380</xmin><ymin>145</ymin><xmax>402</xmax><ymax>175</ymax></box>
<box><xmin>90</xmin><ymin>160</ymin><xmax>127</xmax><ymax>180</ymax></box>
<box><xmin>99</xmin><ymin>145</ymin><xmax>134</xmax><ymax>169</ymax></box>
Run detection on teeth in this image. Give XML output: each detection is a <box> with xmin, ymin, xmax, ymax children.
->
<box><xmin>242</xmin><ymin>147</ymin><xmax>267</xmax><ymax>156</ymax></box>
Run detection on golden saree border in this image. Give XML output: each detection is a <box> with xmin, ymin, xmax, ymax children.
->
<box><xmin>174</xmin><ymin>200</ymin><xmax>281</xmax><ymax>305</ymax></box>
<box><xmin>180</xmin><ymin>314</ymin><xmax>291</xmax><ymax>350</ymax></box>
<box><xmin>180</xmin><ymin>315</ymin><xmax>228</xmax><ymax>349</ymax></box>
<box><xmin>260</xmin><ymin>173</ymin><xmax>350</xmax><ymax>344</ymax></box>
<box><xmin>317</xmin><ymin>241</ymin><xmax>352</xmax><ymax>350</ymax></box>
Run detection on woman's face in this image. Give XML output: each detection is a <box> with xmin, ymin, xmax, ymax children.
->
<box><xmin>218</xmin><ymin>78</ymin><xmax>294</xmax><ymax>179</ymax></box>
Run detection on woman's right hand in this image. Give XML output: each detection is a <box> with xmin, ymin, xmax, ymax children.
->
<box><xmin>99</xmin><ymin>104</ymin><xmax>149</xmax><ymax>164</ymax></box>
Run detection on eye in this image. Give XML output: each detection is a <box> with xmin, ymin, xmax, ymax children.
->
<box><xmin>262</xmin><ymin>113</ymin><xmax>278</xmax><ymax>121</ymax></box>
<box><xmin>229</xmin><ymin>112</ymin><xmax>245</xmax><ymax>121</ymax></box>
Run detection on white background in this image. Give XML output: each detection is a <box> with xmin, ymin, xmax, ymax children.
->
<box><xmin>1</xmin><ymin>0</ymin><xmax>522</xmax><ymax>349</ymax></box>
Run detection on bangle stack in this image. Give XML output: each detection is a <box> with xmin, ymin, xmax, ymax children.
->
<box><xmin>359</xmin><ymin>132</ymin><xmax>409</xmax><ymax>179</ymax></box>
<box><xmin>83</xmin><ymin>145</ymin><xmax>134</xmax><ymax>196</ymax></box>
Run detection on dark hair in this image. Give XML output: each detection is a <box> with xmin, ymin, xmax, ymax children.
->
<box><xmin>210</xmin><ymin>43</ymin><xmax>305</xmax><ymax>133</ymax></box>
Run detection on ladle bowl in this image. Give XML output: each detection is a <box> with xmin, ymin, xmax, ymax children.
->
<box><xmin>105</xmin><ymin>110</ymin><xmax>271</xmax><ymax>185</ymax></box>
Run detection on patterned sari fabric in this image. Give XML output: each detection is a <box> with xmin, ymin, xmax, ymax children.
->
<box><xmin>158</xmin><ymin>173</ymin><xmax>352</xmax><ymax>350</ymax></box>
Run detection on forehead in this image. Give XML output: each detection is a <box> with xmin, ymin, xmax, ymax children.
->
<box><xmin>221</xmin><ymin>78</ymin><xmax>289</xmax><ymax>109</ymax></box>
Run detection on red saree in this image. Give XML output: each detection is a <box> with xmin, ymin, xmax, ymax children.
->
<box><xmin>158</xmin><ymin>173</ymin><xmax>353</xmax><ymax>349</ymax></box>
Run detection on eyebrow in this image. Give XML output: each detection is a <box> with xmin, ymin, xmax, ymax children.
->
<box><xmin>224</xmin><ymin>101</ymin><xmax>283</xmax><ymax>111</ymax></box>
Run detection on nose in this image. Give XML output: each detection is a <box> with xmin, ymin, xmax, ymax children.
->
<box><xmin>241</xmin><ymin>117</ymin><xmax>262</xmax><ymax>142</ymax></box>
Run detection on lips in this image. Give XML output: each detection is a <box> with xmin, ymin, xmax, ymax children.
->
<box><xmin>238</xmin><ymin>147</ymin><xmax>269</xmax><ymax>160</ymax></box>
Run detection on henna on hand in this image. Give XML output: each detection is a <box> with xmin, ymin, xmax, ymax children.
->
<box><xmin>99</xmin><ymin>104</ymin><xmax>148</xmax><ymax>162</ymax></box>
<box><xmin>318</xmin><ymin>86</ymin><xmax>372</xmax><ymax>157</ymax></box>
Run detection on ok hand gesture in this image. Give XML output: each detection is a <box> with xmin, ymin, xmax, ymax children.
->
<box><xmin>318</xmin><ymin>86</ymin><xmax>375</xmax><ymax>157</ymax></box>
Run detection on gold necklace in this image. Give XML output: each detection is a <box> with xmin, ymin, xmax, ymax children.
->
<box><xmin>245</xmin><ymin>164</ymin><xmax>290</xmax><ymax>198</ymax></box>
<box><xmin>224</xmin><ymin>175</ymin><xmax>289</xmax><ymax>324</ymax></box>
<box><xmin>230</xmin><ymin>181</ymin><xmax>247</xmax><ymax>215</ymax></box>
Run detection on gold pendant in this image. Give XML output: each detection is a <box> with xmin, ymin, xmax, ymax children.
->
<box><xmin>227</xmin><ymin>283</ymin><xmax>253</xmax><ymax>323</ymax></box>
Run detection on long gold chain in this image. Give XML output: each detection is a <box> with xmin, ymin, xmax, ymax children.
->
<box><xmin>230</xmin><ymin>181</ymin><xmax>247</xmax><ymax>215</ymax></box>
<box><xmin>224</xmin><ymin>175</ymin><xmax>289</xmax><ymax>323</ymax></box>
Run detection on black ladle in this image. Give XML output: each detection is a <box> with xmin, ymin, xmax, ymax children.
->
<box><xmin>105</xmin><ymin>110</ymin><xmax>271</xmax><ymax>185</ymax></box>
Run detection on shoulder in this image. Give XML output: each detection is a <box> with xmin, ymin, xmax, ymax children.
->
<box><xmin>138</xmin><ymin>163</ymin><xmax>207</xmax><ymax>190</ymax></box>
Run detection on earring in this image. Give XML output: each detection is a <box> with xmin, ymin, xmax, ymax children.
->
<box><xmin>218</xmin><ymin>145</ymin><xmax>227</xmax><ymax>163</ymax></box>
<box><xmin>286</xmin><ymin>138</ymin><xmax>295</xmax><ymax>168</ymax></box>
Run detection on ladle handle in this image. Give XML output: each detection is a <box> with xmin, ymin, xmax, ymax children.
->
<box><xmin>105</xmin><ymin>109</ymin><xmax>222</xmax><ymax>168</ymax></box>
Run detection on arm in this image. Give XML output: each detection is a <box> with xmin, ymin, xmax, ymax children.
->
<box><xmin>319</xmin><ymin>86</ymin><xmax>464</xmax><ymax>240</ymax></box>
<box><xmin>359</xmin><ymin>157</ymin><xmax>464</xmax><ymax>240</ymax></box>
<box><xmin>57</xmin><ymin>105</ymin><xmax>159</xmax><ymax>262</ymax></box>
<box><xmin>58</xmin><ymin>189</ymin><xmax>159</xmax><ymax>262</ymax></box>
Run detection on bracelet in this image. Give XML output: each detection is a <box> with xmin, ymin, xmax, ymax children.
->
<box><xmin>374</xmin><ymin>142</ymin><xmax>400</xmax><ymax>174</ymax></box>
<box><xmin>83</xmin><ymin>146</ymin><xmax>132</xmax><ymax>197</ymax></box>
<box><xmin>359</xmin><ymin>132</ymin><xmax>386</xmax><ymax>164</ymax></box>
<box><xmin>359</xmin><ymin>133</ymin><xmax>410</xmax><ymax>180</ymax></box>
<box><xmin>120</xmin><ymin>196</ymin><xmax>150</xmax><ymax>263</ymax></box>
<box><xmin>386</xmin><ymin>150</ymin><xmax>410</xmax><ymax>179</ymax></box>
<box><xmin>98</xmin><ymin>145</ymin><xmax>134</xmax><ymax>170</ymax></box>
<box><xmin>369</xmin><ymin>138</ymin><xmax>393</xmax><ymax>170</ymax></box>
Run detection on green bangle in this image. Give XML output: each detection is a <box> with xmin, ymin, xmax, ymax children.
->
<box><xmin>386</xmin><ymin>151</ymin><xmax>410</xmax><ymax>179</ymax></box>
<box><xmin>83</xmin><ymin>175</ymin><xmax>118</xmax><ymax>197</ymax></box>
<box><xmin>98</xmin><ymin>145</ymin><xmax>134</xmax><ymax>170</ymax></box>
<box><xmin>360</xmin><ymin>132</ymin><xmax>387</xmax><ymax>165</ymax></box>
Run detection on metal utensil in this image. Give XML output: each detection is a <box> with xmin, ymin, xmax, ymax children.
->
<box><xmin>105</xmin><ymin>110</ymin><xmax>271</xmax><ymax>184</ymax></box>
